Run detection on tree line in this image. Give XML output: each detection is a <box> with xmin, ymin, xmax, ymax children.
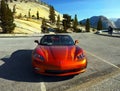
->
<box><xmin>41</xmin><ymin>5</ymin><xmax>80</xmax><ymax>33</ymax></box>
<box><xmin>42</xmin><ymin>5</ymin><xmax>103</xmax><ymax>33</ymax></box>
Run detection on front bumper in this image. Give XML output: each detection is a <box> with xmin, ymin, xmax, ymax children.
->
<box><xmin>32</xmin><ymin>59</ymin><xmax>87</xmax><ymax>76</ymax></box>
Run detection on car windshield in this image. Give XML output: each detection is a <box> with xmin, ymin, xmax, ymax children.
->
<box><xmin>40</xmin><ymin>35</ymin><xmax>74</xmax><ymax>46</ymax></box>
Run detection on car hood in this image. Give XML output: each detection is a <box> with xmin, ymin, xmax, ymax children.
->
<box><xmin>36</xmin><ymin>45</ymin><xmax>82</xmax><ymax>63</ymax></box>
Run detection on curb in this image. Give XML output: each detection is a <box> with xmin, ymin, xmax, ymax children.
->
<box><xmin>0</xmin><ymin>33</ymin><xmax>45</xmax><ymax>38</ymax></box>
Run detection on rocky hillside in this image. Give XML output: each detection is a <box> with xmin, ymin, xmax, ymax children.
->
<box><xmin>5</xmin><ymin>0</ymin><xmax>39</xmax><ymax>2</ymax></box>
<box><xmin>8</xmin><ymin>0</ymin><xmax>51</xmax><ymax>19</ymax></box>
<box><xmin>115</xmin><ymin>19</ymin><xmax>120</xmax><ymax>28</ymax></box>
<box><xmin>80</xmin><ymin>16</ymin><xmax>116</xmax><ymax>29</ymax></box>
<box><xmin>0</xmin><ymin>0</ymin><xmax>62</xmax><ymax>34</ymax></box>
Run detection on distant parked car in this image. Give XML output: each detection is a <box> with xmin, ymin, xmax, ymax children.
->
<box><xmin>96</xmin><ymin>30</ymin><xmax>116</xmax><ymax>34</ymax></box>
<box><xmin>96</xmin><ymin>30</ymin><xmax>109</xmax><ymax>34</ymax></box>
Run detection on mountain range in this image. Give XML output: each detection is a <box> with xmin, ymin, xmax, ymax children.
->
<box><xmin>115</xmin><ymin>19</ymin><xmax>120</xmax><ymax>28</ymax></box>
<box><xmin>80</xmin><ymin>16</ymin><xmax>120</xmax><ymax>29</ymax></box>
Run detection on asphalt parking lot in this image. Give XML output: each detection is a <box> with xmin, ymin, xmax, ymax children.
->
<box><xmin>0</xmin><ymin>33</ymin><xmax>120</xmax><ymax>91</ymax></box>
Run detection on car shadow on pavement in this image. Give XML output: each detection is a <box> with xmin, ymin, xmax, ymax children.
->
<box><xmin>0</xmin><ymin>50</ymin><xmax>73</xmax><ymax>82</ymax></box>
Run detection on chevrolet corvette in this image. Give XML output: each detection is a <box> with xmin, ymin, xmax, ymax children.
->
<box><xmin>32</xmin><ymin>34</ymin><xmax>87</xmax><ymax>76</ymax></box>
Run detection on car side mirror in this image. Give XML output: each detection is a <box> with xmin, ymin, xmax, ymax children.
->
<box><xmin>75</xmin><ymin>40</ymin><xmax>79</xmax><ymax>45</ymax></box>
<box><xmin>34</xmin><ymin>40</ymin><xmax>39</xmax><ymax>44</ymax></box>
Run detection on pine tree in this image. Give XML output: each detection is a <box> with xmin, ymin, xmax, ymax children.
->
<box><xmin>62</xmin><ymin>20</ymin><xmax>67</xmax><ymax>31</ymax></box>
<box><xmin>36</xmin><ymin>11</ymin><xmax>39</xmax><ymax>19</ymax></box>
<box><xmin>13</xmin><ymin>4</ymin><xmax>16</xmax><ymax>14</ymax></box>
<box><xmin>73</xmin><ymin>14</ymin><xmax>78</xmax><ymax>32</ymax></box>
<box><xmin>0</xmin><ymin>0</ymin><xmax>16</xmax><ymax>33</ymax></box>
<box><xmin>85</xmin><ymin>18</ymin><xmax>90</xmax><ymax>32</ymax></box>
<box><xmin>97</xmin><ymin>17</ymin><xmax>102</xmax><ymax>30</ymax></box>
<box><xmin>41</xmin><ymin>18</ymin><xmax>47</xmax><ymax>33</ymax></box>
<box><xmin>28</xmin><ymin>9</ymin><xmax>31</xmax><ymax>18</ymax></box>
<box><xmin>49</xmin><ymin>6</ymin><xmax>55</xmax><ymax>23</ymax></box>
<box><xmin>62</xmin><ymin>14</ymin><xmax>71</xmax><ymax>31</ymax></box>
<box><xmin>41</xmin><ymin>18</ymin><xmax>46</xmax><ymax>27</ymax></box>
<box><xmin>56</xmin><ymin>15</ymin><xmax>60</xmax><ymax>29</ymax></box>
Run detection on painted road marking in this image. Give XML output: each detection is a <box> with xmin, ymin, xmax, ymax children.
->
<box><xmin>41</xmin><ymin>82</ymin><xmax>46</xmax><ymax>91</ymax></box>
<box><xmin>86</xmin><ymin>51</ymin><xmax>120</xmax><ymax>69</ymax></box>
<box><xmin>0</xmin><ymin>60</ymin><xmax>5</xmax><ymax>66</ymax></box>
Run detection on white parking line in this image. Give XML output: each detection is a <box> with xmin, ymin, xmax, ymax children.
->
<box><xmin>41</xmin><ymin>82</ymin><xmax>46</xmax><ymax>91</ymax></box>
<box><xmin>86</xmin><ymin>51</ymin><xmax>120</xmax><ymax>69</ymax></box>
<box><xmin>0</xmin><ymin>60</ymin><xmax>5</xmax><ymax>66</ymax></box>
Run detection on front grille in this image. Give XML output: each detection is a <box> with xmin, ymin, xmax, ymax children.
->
<box><xmin>45</xmin><ymin>68</ymin><xmax>84</xmax><ymax>74</ymax></box>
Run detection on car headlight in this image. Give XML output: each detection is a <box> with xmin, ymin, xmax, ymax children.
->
<box><xmin>34</xmin><ymin>53</ymin><xmax>45</xmax><ymax>61</ymax></box>
<box><xmin>77</xmin><ymin>53</ymin><xmax>85</xmax><ymax>60</ymax></box>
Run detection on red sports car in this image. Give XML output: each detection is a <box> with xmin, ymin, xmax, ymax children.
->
<box><xmin>32</xmin><ymin>34</ymin><xmax>87</xmax><ymax>76</ymax></box>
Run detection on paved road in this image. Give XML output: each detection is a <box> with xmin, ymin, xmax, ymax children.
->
<box><xmin>0</xmin><ymin>33</ymin><xmax>120</xmax><ymax>91</ymax></box>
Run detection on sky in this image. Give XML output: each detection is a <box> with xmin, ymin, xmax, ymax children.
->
<box><xmin>40</xmin><ymin>0</ymin><xmax>120</xmax><ymax>21</ymax></box>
